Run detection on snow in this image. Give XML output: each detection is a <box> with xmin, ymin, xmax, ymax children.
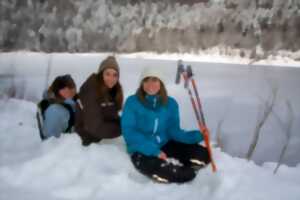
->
<box><xmin>120</xmin><ymin>50</ymin><xmax>300</xmax><ymax>67</ymax></box>
<box><xmin>1</xmin><ymin>52</ymin><xmax>300</xmax><ymax>199</ymax></box>
<box><xmin>0</xmin><ymin>98</ymin><xmax>300</xmax><ymax>199</ymax></box>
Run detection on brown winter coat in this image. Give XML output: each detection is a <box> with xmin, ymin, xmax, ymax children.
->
<box><xmin>75</xmin><ymin>74</ymin><xmax>121</xmax><ymax>145</ymax></box>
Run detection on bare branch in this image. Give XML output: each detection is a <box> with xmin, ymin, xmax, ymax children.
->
<box><xmin>256</xmin><ymin>89</ymin><xmax>285</xmax><ymax>132</ymax></box>
<box><xmin>274</xmin><ymin>100</ymin><xmax>294</xmax><ymax>174</ymax></box>
<box><xmin>45</xmin><ymin>54</ymin><xmax>53</xmax><ymax>90</ymax></box>
<box><xmin>255</xmin><ymin>85</ymin><xmax>294</xmax><ymax>174</ymax></box>
<box><xmin>215</xmin><ymin>100</ymin><xmax>232</xmax><ymax>150</ymax></box>
<box><xmin>246</xmin><ymin>80</ymin><xmax>278</xmax><ymax>160</ymax></box>
<box><xmin>216</xmin><ymin>117</ymin><xmax>225</xmax><ymax>150</ymax></box>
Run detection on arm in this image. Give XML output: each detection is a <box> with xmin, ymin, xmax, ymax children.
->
<box><xmin>79</xmin><ymin>84</ymin><xmax>105</xmax><ymax>137</ymax></box>
<box><xmin>43</xmin><ymin>105</ymin><xmax>69</xmax><ymax>138</ymax></box>
<box><xmin>121</xmin><ymin>97</ymin><xmax>161</xmax><ymax>157</ymax></box>
<box><xmin>167</xmin><ymin>98</ymin><xmax>203</xmax><ymax>144</ymax></box>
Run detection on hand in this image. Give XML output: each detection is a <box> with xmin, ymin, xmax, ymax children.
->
<box><xmin>158</xmin><ymin>151</ymin><xmax>167</xmax><ymax>160</ymax></box>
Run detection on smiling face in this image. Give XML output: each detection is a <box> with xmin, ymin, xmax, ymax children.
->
<box><xmin>102</xmin><ymin>68</ymin><xmax>119</xmax><ymax>89</ymax></box>
<box><xmin>142</xmin><ymin>77</ymin><xmax>161</xmax><ymax>95</ymax></box>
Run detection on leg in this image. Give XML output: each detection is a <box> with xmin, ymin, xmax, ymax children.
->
<box><xmin>161</xmin><ymin>140</ymin><xmax>211</xmax><ymax>169</ymax></box>
<box><xmin>131</xmin><ymin>153</ymin><xmax>196</xmax><ymax>183</ymax></box>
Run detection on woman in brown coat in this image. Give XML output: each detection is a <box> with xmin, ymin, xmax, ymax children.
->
<box><xmin>75</xmin><ymin>56</ymin><xmax>123</xmax><ymax>146</ymax></box>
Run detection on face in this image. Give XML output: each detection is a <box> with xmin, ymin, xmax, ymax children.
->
<box><xmin>59</xmin><ymin>87</ymin><xmax>76</xmax><ymax>99</ymax></box>
<box><xmin>103</xmin><ymin>68</ymin><xmax>119</xmax><ymax>89</ymax></box>
<box><xmin>143</xmin><ymin>77</ymin><xmax>161</xmax><ymax>95</ymax></box>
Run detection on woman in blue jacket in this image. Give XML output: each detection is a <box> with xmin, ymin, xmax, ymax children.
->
<box><xmin>121</xmin><ymin>67</ymin><xmax>210</xmax><ymax>183</ymax></box>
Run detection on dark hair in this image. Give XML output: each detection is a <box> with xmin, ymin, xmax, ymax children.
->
<box><xmin>96</xmin><ymin>70</ymin><xmax>123</xmax><ymax>111</ymax></box>
<box><xmin>136</xmin><ymin>78</ymin><xmax>168</xmax><ymax>105</ymax></box>
<box><xmin>49</xmin><ymin>74</ymin><xmax>76</xmax><ymax>100</ymax></box>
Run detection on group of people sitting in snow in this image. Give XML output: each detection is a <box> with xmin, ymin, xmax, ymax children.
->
<box><xmin>37</xmin><ymin>56</ymin><xmax>211</xmax><ymax>184</ymax></box>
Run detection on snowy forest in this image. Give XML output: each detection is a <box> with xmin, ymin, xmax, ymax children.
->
<box><xmin>1</xmin><ymin>0</ymin><xmax>300</xmax><ymax>58</ymax></box>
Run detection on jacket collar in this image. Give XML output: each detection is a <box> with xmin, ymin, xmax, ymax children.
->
<box><xmin>144</xmin><ymin>95</ymin><xmax>161</xmax><ymax>110</ymax></box>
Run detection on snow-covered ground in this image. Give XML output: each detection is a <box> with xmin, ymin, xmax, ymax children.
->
<box><xmin>121</xmin><ymin>50</ymin><xmax>300</xmax><ymax>67</ymax></box>
<box><xmin>1</xmin><ymin>52</ymin><xmax>300</xmax><ymax>199</ymax></box>
<box><xmin>0</xmin><ymin>99</ymin><xmax>300</xmax><ymax>200</ymax></box>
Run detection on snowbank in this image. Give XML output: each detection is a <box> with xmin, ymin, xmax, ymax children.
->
<box><xmin>1</xmin><ymin>52</ymin><xmax>300</xmax><ymax>168</ymax></box>
<box><xmin>0</xmin><ymin>99</ymin><xmax>300</xmax><ymax>200</ymax></box>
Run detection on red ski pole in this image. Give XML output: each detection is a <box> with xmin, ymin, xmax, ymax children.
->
<box><xmin>191</xmin><ymin>78</ymin><xmax>217</xmax><ymax>172</ymax></box>
<box><xmin>181</xmin><ymin>72</ymin><xmax>217</xmax><ymax>172</ymax></box>
<box><xmin>186</xmin><ymin>65</ymin><xmax>206</xmax><ymax>126</ymax></box>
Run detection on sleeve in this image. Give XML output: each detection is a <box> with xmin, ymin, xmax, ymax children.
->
<box><xmin>121</xmin><ymin>97</ymin><xmax>161</xmax><ymax>157</ymax></box>
<box><xmin>167</xmin><ymin>98</ymin><xmax>203</xmax><ymax>144</ymax></box>
<box><xmin>43</xmin><ymin>105</ymin><xmax>69</xmax><ymax>138</ymax></box>
<box><xmin>78</xmin><ymin>78</ymin><xmax>122</xmax><ymax>139</ymax></box>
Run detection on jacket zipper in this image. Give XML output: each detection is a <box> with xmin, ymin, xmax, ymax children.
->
<box><xmin>153</xmin><ymin>118</ymin><xmax>161</xmax><ymax>143</ymax></box>
<box><xmin>152</xmin><ymin>97</ymin><xmax>160</xmax><ymax>143</ymax></box>
<box><xmin>153</xmin><ymin>118</ymin><xmax>158</xmax><ymax>134</ymax></box>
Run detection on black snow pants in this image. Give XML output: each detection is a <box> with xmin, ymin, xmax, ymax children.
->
<box><xmin>131</xmin><ymin>140</ymin><xmax>211</xmax><ymax>183</ymax></box>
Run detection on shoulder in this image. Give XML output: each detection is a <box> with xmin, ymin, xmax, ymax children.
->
<box><xmin>84</xmin><ymin>73</ymin><xmax>98</xmax><ymax>86</ymax></box>
<box><xmin>124</xmin><ymin>95</ymin><xmax>142</xmax><ymax>110</ymax></box>
<box><xmin>167</xmin><ymin>96</ymin><xmax>178</xmax><ymax>107</ymax></box>
<box><xmin>80</xmin><ymin>73</ymin><xmax>98</xmax><ymax>93</ymax></box>
<box><xmin>125</xmin><ymin>95</ymin><xmax>139</xmax><ymax>104</ymax></box>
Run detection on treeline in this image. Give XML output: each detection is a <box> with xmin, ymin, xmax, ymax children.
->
<box><xmin>1</xmin><ymin>0</ymin><xmax>299</xmax><ymax>54</ymax></box>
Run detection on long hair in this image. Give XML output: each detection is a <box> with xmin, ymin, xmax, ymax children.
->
<box><xmin>136</xmin><ymin>78</ymin><xmax>168</xmax><ymax>106</ymax></box>
<box><xmin>96</xmin><ymin>71</ymin><xmax>123</xmax><ymax>111</ymax></box>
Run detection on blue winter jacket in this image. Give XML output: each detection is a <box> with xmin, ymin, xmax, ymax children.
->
<box><xmin>43</xmin><ymin>98</ymin><xmax>76</xmax><ymax>139</ymax></box>
<box><xmin>121</xmin><ymin>94</ymin><xmax>203</xmax><ymax>157</ymax></box>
